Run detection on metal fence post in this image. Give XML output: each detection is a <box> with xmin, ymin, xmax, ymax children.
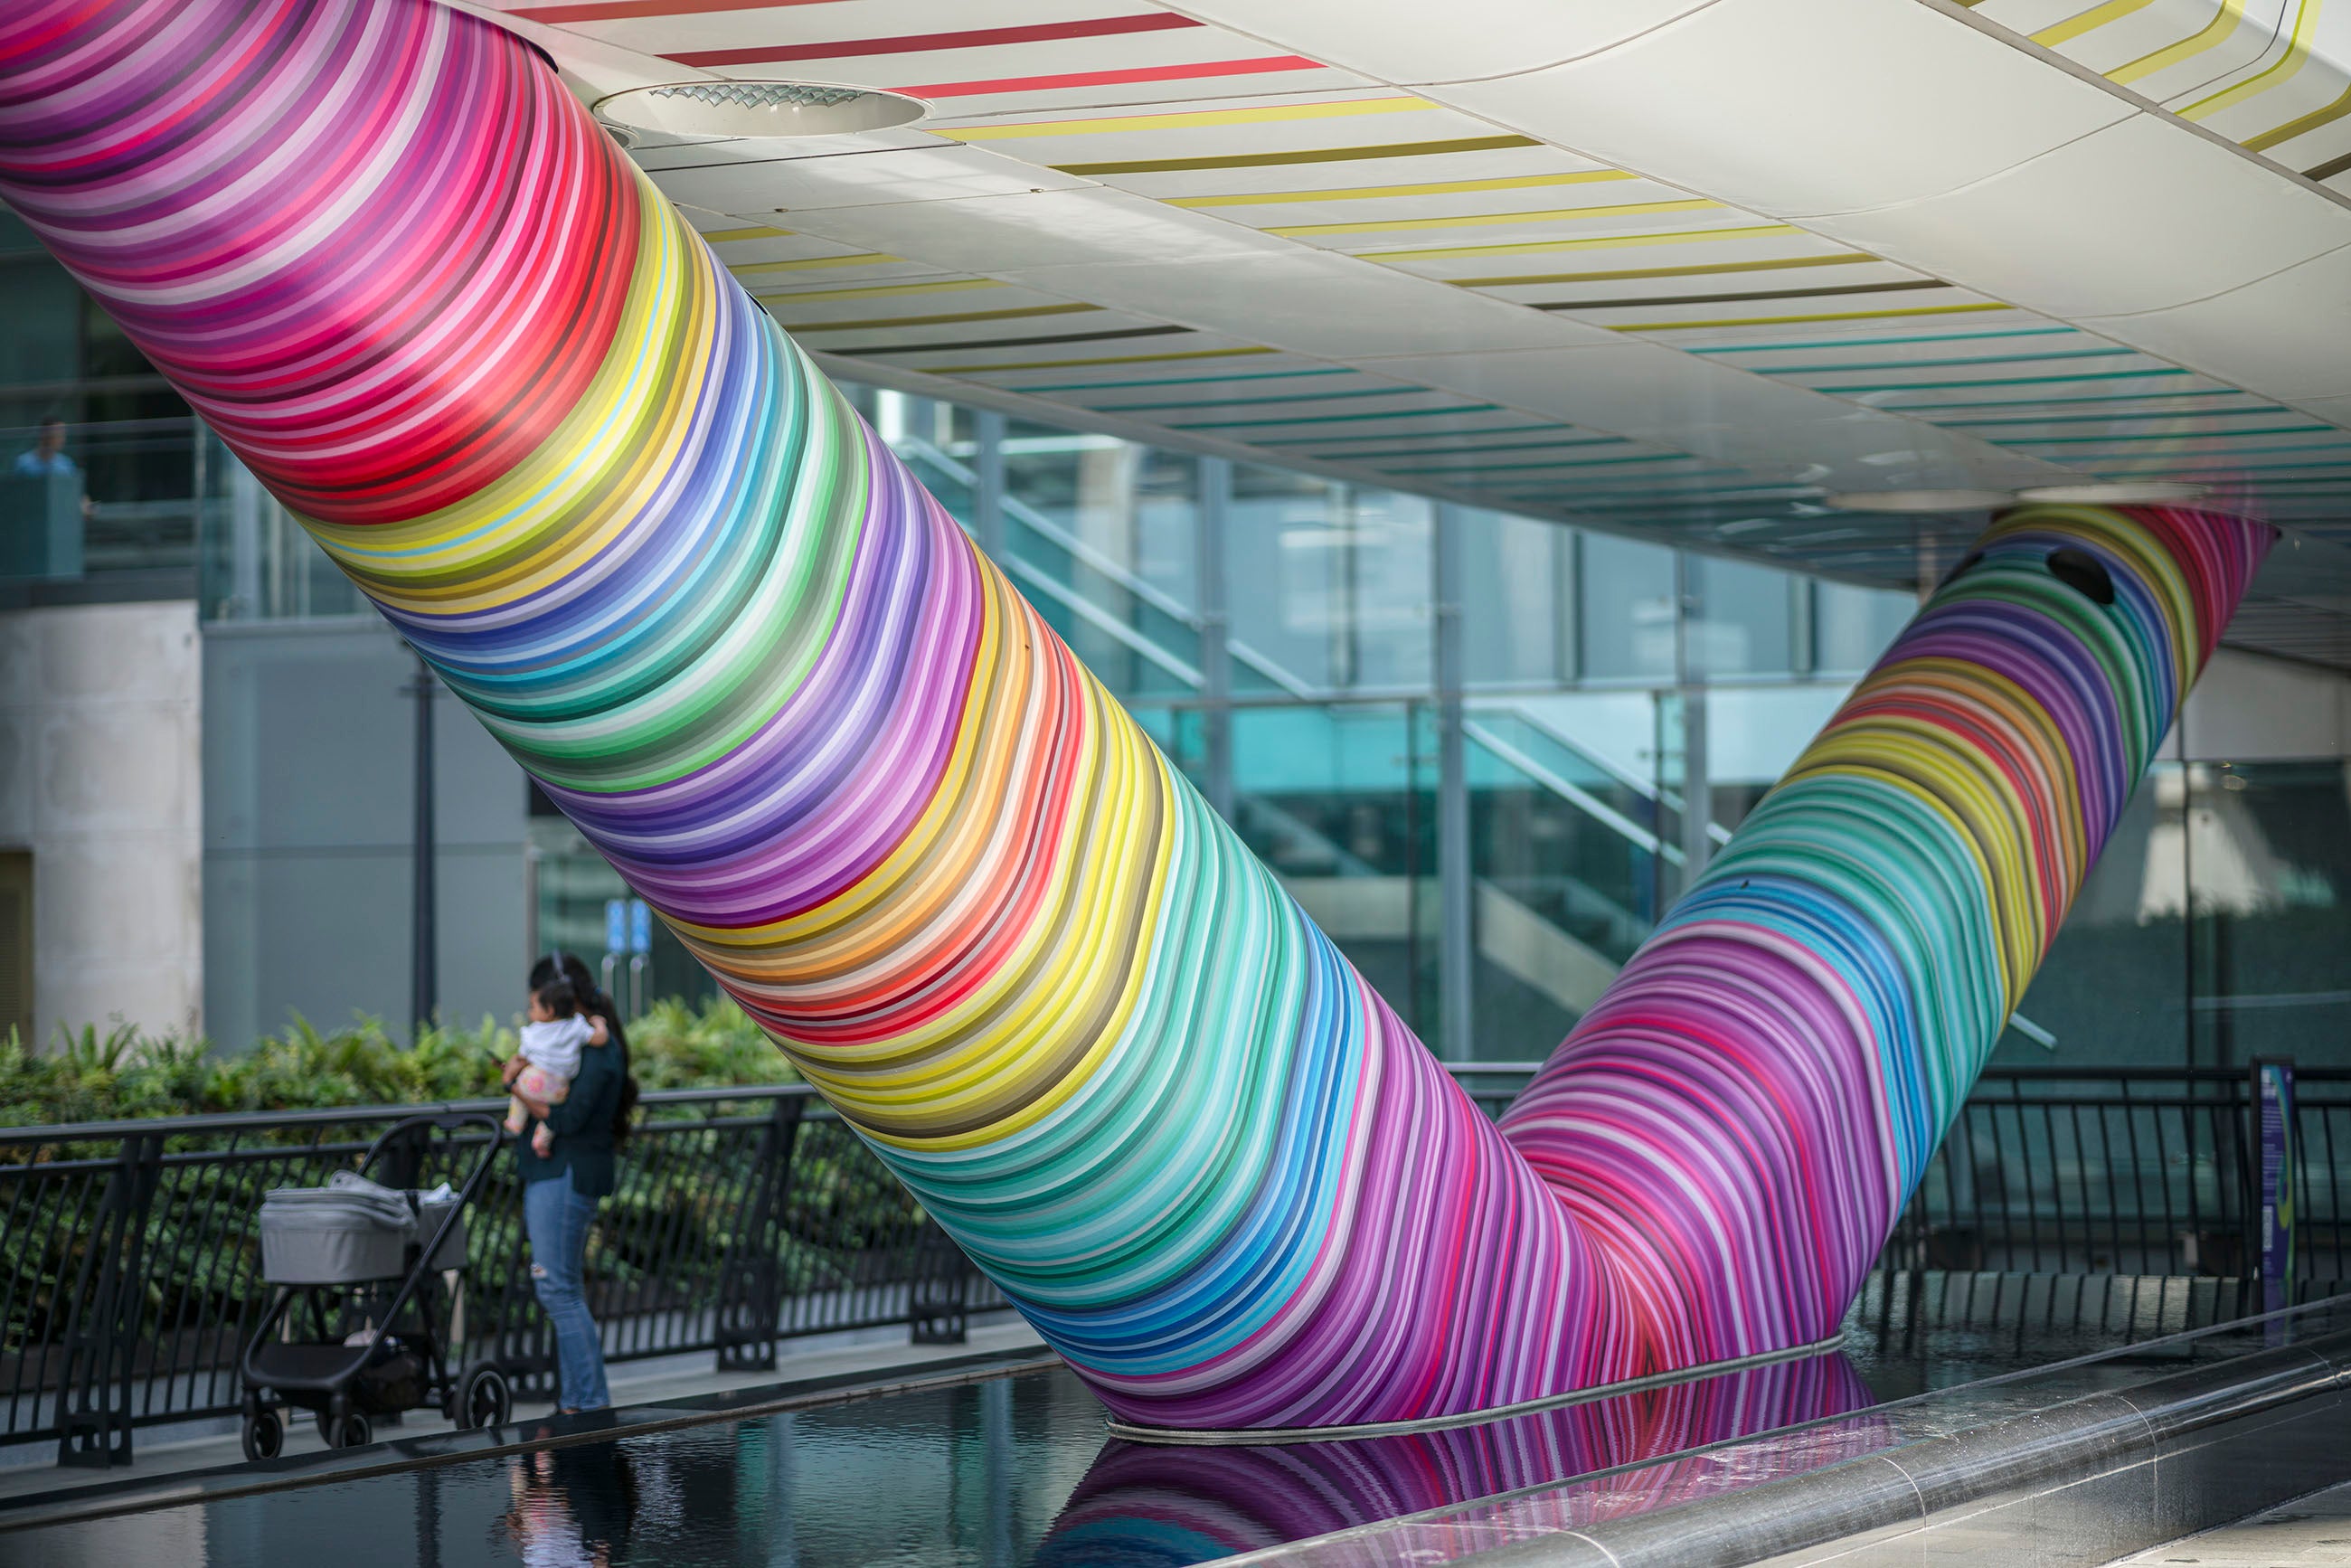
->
<box><xmin>1432</xmin><ymin>503</ymin><xmax>1473</xmax><ymax>1063</ymax></box>
<box><xmin>1195</xmin><ymin>455</ymin><xmax>1233</xmax><ymax>822</ymax></box>
<box><xmin>717</xmin><ymin>1095</ymin><xmax>806</xmax><ymax>1373</ymax></box>
<box><xmin>55</xmin><ymin>1131</ymin><xmax>163</xmax><ymax>1468</ymax></box>
<box><xmin>908</xmin><ymin>1222</ymin><xmax>972</xmax><ymax>1346</ymax></box>
<box><xmin>378</xmin><ymin>1119</ymin><xmax>429</xmax><ymax>1192</ymax></box>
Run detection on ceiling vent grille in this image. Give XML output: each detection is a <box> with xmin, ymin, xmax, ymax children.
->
<box><xmin>596</xmin><ymin>80</ymin><xmax>926</xmax><ymax>140</ymax></box>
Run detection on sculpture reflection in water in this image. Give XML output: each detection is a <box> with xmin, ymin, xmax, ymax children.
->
<box><xmin>1034</xmin><ymin>1353</ymin><xmax>1884</xmax><ymax>1567</ymax></box>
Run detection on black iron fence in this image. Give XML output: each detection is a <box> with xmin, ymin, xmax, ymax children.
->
<box><xmin>7</xmin><ymin>1067</ymin><xmax>2346</xmax><ymax>1470</ymax></box>
<box><xmin>0</xmin><ymin>1086</ymin><xmax>998</xmax><ymax>1469</ymax></box>
<box><xmin>1888</xmin><ymin>1067</ymin><xmax>2351</xmax><ymax>1285</ymax></box>
<box><xmin>1452</xmin><ymin>1063</ymin><xmax>2351</xmax><ymax>1290</ymax></box>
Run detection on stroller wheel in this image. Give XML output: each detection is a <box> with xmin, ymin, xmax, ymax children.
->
<box><xmin>316</xmin><ymin>1410</ymin><xmax>373</xmax><ymax>1449</ymax></box>
<box><xmin>240</xmin><ymin>1409</ymin><xmax>283</xmax><ymax>1463</ymax></box>
<box><xmin>456</xmin><ymin>1364</ymin><xmax>513</xmax><ymax>1431</ymax></box>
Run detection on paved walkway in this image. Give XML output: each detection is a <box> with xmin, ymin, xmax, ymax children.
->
<box><xmin>0</xmin><ymin>1314</ymin><xmax>1043</xmax><ymax>1507</ymax></box>
<box><xmin>2113</xmin><ymin>1480</ymin><xmax>2351</xmax><ymax>1566</ymax></box>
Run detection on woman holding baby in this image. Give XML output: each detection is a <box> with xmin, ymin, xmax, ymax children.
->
<box><xmin>504</xmin><ymin>951</ymin><xmax>637</xmax><ymax>1415</ymax></box>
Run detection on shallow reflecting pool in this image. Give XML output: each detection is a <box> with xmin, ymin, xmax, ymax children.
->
<box><xmin>12</xmin><ymin>1277</ymin><xmax>2341</xmax><ymax>1568</ymax></box>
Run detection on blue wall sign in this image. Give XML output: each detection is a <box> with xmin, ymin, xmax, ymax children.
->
<box><xmin>2255</xmin><ymin>1057</ymin><xmax>2296</xmax><ymax>1314</ymax></box>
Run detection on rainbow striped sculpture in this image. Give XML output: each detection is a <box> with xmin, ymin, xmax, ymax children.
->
<box><xmin>0</xmin><ymin>0</ymin><xmax>2271</xmax><ymax>1431</ymax></box>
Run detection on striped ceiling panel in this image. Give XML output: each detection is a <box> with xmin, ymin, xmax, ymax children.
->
<box><xmin>1970</xmin><ymin>0</ymin><xmax>2351</xmax><ymax>187</ymax></box>
<box><xmin>491</xmin><ymin>0</ymin><xmax>2351</xmax><ymax>663</ymax></box>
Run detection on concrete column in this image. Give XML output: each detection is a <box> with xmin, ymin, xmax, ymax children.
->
<box><xmin>1433</xmin><ymin>505</ymin><xmax>1473</xmax><ymax>1061</ymax></box>
<box><xmin>0</xmin><ymin>601</ymin><xmax>204</xmax><ymax>1043</ymax></box>
<box><xmin>1195</xmin><ymin>457</ymin><xmax>1233</xmax><ymax>821</ymax></box>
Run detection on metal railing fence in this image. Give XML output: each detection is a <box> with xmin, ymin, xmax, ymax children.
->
<box><xmin>1451</xmin><ymin>1063</ymin><xmax>2351</xmax><ymax>1288</ymax></box>
<box><xmin>0</xmin><ymin>1087</ymin><xmax>997</xmax><ymax>1469</ymax></box>
<box><xmin>6</xmin><ymin>1067</ymin><xmax>2345</xmax><ymax>1469</ymax></box>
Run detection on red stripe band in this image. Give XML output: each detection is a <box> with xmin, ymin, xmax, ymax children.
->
<box><xmin>900</xmin><ymin>55</ymin><xmax>1324</xmax><ymax>99</ymax></box>
<box><xmin>666</xmin><ymin>13</ymin><xmax>1202</xmax><ymax>69</ymax></box>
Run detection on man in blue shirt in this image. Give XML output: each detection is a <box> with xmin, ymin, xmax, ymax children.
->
<box><xmin>14</xmin><ymin>417</ymin><xmax>77</xmax><ymax>477</ymax></box>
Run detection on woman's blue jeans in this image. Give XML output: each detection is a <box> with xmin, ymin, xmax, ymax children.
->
<box><xmin>522</xmin><ymin>1172</ymin><xmax>610</xmax><ymax>1412</ymax></box>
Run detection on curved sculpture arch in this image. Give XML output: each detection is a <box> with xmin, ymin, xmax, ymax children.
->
<box><xmin>0</xmin><ymin>0</ymin><xmax>2270</xmax><ymax>1431</ymax></box>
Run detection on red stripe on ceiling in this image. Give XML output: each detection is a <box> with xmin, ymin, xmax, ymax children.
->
<box><xmin>666</xmin><ymin>13</ymin><xmax>1202</xmax><ymax>68</ymax></box>
<box><xmin>900</xmin><ymin>55</ymin><xmax>1324</xmax><ymax>98</ymax></box>
<box><xmin>508</xmin><ymin>0</ymin><xmax>851</xmax><ymax>21</ymax></box>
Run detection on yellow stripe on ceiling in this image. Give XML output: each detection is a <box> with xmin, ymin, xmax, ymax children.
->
<box><xmin>946</xmin><ymin>97</ymin><xmax>1432</xmax><ymax>141</ymax></box>
<box><xmin>775</xmin><ymin>303</ymin><xmax>1100</xmax><ymax>333</ymax></box>
<box><xmin>1168</xmin><ymin>170</ymin><xmax>1636</xmax><ymax>207</ymax></box>
<box><xmin>2243</xmin><ymin>73</ymin><xmax>2351</xmax><ymax>148</ymax></box>
<box><xmin>1364</xmin><ymin>222</ymin><xmax>1801</xmax><ymax>263</ymax></box>
<box><xmin>701</xmin><ymin>225</ymin><xmax>794</xmax><ymax>242</ymax></box>
<box><xmin>2180</xmin><ymin>0</ymin><xmax>2324</xmax><ymax>118</ymax></box>
<box><xmin>753</xmin><ymin>279</ymin><xmax>1006</xmax><ymax>305</ymax></box>
<box><xmin>1268</xmin><ymin>196</ymin><xmax>1719</xmax><ymax>237</ymax></box>
<box><xmin>921</xmin><ymin>345</ymin><xmax>1279</xmax><ymax>373</ymax></box>
<box><xmin>2033</xmin><ymin>0</ymin><xmax>2160</xmax><ymax>48</ymax></box>
<box><xmin>1451</xmin><ymin>251</ymin><xmax>1881</xmax><ymax>288</ymax></box>
<box><xmin>732</xmin><ymin>252</ymin><xmax>908</xmax><ymax>275</ymax></box>
<box><xmin>1613</xmin><ymin>301</ymin><xmax>2011</xmax><ymax>332</ymax></box>
<box><xmin>2108</xmin><ymin>0</ymin><xmax>2252</xmax><ymax>86</ymax></box>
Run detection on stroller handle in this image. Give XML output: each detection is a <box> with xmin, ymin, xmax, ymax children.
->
<box><xmin>360</xmin><ymin>1110</ymin><xmax>509</xmax><ymax>1185</ymax></box>
<box><xmin>361</xmin><ymin>1110</ymin><xmax>507</xmax><ymax>1282</ymax></box>
<box><xmin>240</xmin><ymin>1111</ymin><xmax>507</xmax><ymax>1398</ymax></box>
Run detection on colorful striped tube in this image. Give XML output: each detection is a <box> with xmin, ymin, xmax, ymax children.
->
<box><xmin>1501</xmin><ymin>505</ymin><xmax>2267</xmax><ymax>1370</ymax></box>
<box><xmin>1037</xmin><ymin>1352</ymin><xmax>1881</xmax><ymax>1566</ymax></box>
<box><xmin>0</xmin><ymin>0</ymin><xmax>2271</xmax><ymax>1432</ymax></box>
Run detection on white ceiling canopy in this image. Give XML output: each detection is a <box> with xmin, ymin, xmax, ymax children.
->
<box><xmin>457</xmin><ymin>0</ymin><xmax>2351</xmax><ymax>668</ymax></box>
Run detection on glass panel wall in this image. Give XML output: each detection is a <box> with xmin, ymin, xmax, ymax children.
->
<box><xmin>1227</xmin><ymin>702</ymin><xmax>1436</xmax><ymax>1036</ymax></box>
<box><xmin>0</xmin><ymin>210</ymin><xmax>209</xmax><ymax>593</ymax></box>
<box><xmin>1576</xmin><ymin>532</ymin><xmax>1678</xmax><ymax>684</ymax></box>
<box><xmin>2186</xmin><ymin>760</ymin><xmax>2351</xmax><ymax>1065</ymax></box>
<box><xmin>1685</xmin><ymin>554</ymin><xmax>1798</xmax><ymax>680</ymax></box>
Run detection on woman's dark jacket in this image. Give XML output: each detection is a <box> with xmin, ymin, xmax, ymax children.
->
<box><xmin>514</xmin><ymin>1000</ymin><xmax>627</xmax><ymax>1198</ymax></box>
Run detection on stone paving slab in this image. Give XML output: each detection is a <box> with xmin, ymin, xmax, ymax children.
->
<box><xmin>2113</xmin><ymin>1480</ymin><xmax>2351</xmax><ymax>1567</ymax></box>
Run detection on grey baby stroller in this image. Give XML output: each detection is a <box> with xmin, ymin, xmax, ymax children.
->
<box><xmin>239</xmin><ymin>1111</ymin><xmax>510</xmax><ymax>1457</ymax></box>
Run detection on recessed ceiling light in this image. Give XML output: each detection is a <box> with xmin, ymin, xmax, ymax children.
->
<box><xmin>594</xmin><ymin>81</ymin><xmax>927</xmax><ymax>140</ymax></box>
<box><xmin>1821</xmin><ymin>489</ymin><xmax>2012</xmax><ymax>514</ymax></box>
<box><xmin>2013</xmin><ymin>482</ymin><xmax>2212</xmax><ymax>505</ymax></box>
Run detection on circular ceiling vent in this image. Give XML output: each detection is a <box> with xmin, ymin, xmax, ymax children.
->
<box><xmin>594</xmin><ymin>80</ymin><xmax>926</xmax><ymax>139</ymax></box>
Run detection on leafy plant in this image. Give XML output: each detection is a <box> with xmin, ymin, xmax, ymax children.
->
<box><xmin>0</xmin><ymin>993</ymin><xmax>797</xmax><ymax>1130</ymax></box>
<box><xmin>627</xmin><ymin>994</ymin><xmax>789</xmax><ymax>1092</ymax></box>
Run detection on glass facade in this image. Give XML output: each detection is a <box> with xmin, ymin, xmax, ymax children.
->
<box><xmin>4</xmin><ymin>268</ymin><xmax>2345</xmax><ymax>1068</ymax></box>
<box><xmin>0</xmin><ymin>211</ymin><xmax>211</xmax><ymax>589</ymax></box>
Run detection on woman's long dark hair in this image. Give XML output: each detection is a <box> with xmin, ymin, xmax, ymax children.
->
<box><xmin>530</xmin><ymin>949</ymin><xmax>640</xmax><ymax>1148</ymax></box>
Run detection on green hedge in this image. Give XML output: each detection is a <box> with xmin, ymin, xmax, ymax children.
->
<box><xmin>0</xmin><ymin>994</ymin><xmax>797</xmax><ymax>1129</ymax></box>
